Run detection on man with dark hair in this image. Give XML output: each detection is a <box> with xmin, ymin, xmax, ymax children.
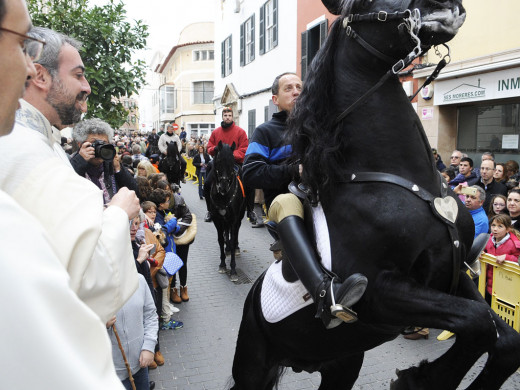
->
<box><xmin>243</xmin><ymin>72</ymin><xmax>367</xmax><ymax>329</ymax></box>
<box><xmin>203</xmin><ymin>106</ymin><xmax>258</xmax><ymax>224</ymax></box>
<box><xmin>449</xmin><ymin>157</ymin><xmax>478</xmax><ymax>186</ymax></box>
<box><xmin>146</xmin><ymin>127</ymin><xmax>160</xmax><ymax>157</ymax></box>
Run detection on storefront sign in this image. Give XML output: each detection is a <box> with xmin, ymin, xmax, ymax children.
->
<box><xmin>434</xmin><ymin>67</ymin><xmax>520</xmax><ymax>105</ymax></box>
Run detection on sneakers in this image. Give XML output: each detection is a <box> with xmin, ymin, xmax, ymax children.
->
<box><xmin>204</xmin><ymin>211</ymin><xmax>212</xmax><ymax>222</ymax></box>
<box><xmin>160</xmin><ymin>320</ymin><xmax>184</xmax><ymax>330</ymax></box>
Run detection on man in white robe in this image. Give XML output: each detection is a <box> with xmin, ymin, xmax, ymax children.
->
<box><xmin>0</xmin><ymin>26</ymin><xmax>139</xmax><ymax>322</ymax></box>
<box><xmin>0</xmin><ymin>1</ymin><xmax>133</xmax><ymax>388</ymax></box>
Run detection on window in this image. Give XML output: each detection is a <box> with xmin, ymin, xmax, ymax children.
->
<box><xmin>193</xmin><ymin>81</ymin><xmax>214</xmax><ymax>104</ymax></box>
<box><xmin>160</xmin><ymin>85</ymin><xmax>176</xmax><ymax>115</ymax></box>
<box><xmin>457</xmin><ymin>103</ymin><xmax>520</xmax><ymax>156</ymax></box>
<box><xmin>248</xmin><ymin>109</ymin><xmax>256</xmax><ymax>138</ymax></box>
<box><xmin>240</xmin><ymin>15</ymin><xmax>255</xmax><ymax>66</ymax></box>
<box><xmin>264</xmin><ymin>106</ymin><xmax>269</xmax><ymax>122</ymax></box>
<box><xmin>259</xmin><ymin>0</ymin><xmax>277</xmax><ymax>55</ymax></box>
<box><xmin>301</xmin><ymin>20</ymin><xmax>328</xmax><ymax>80</ymax></box>
<box><xmin>189</xmin><ymin>123</ymin><xmax>216</xmax><ymax>138</ymax></box>
<box><xmin>193</xmin><ymin>50</ymin><xmax>214</xmax><ymax>62</ymax></box>
<box><xmin>221</xmin><ymin>35</ymin><xmax>232</xmax><ymax>77</ymax></box>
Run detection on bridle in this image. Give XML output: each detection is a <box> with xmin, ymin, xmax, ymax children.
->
<box><xmin>211</xmin><ymin>164</ymin><xmax>241</xmax><ymax>210</ymax></box>
<box><xmin>334</xmin><ymin>2</ymin><xmax>450</xmax><ymax>125</ymax></box>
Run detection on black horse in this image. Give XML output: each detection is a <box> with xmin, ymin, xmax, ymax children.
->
<box><xmin>230</xmin><ymin>0</ymin><xmax>520</xmax><ymax>389</ymax></box>
<box><xmin>159</xmin><ymin>141</ymin><xmax>185</xmax><ymax>186</ymax></box>
<box><xmin>209</xmin><ymin>141</ymin><xmax>246</xmax><ymax>282</ymax></box>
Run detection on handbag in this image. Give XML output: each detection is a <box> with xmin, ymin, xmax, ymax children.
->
<box><xmin>155</xmin><ymin>268</ymin><xmax>170</xmax><ymax>289</ymax></box>
<box><xmin>163</xmin><ymin>252</ymin><xmax>184</xmax><ymax>276</ymax></box>
<box><xmin>174</xmin><ymin>213</ymin><xmax>197</xmax><ymax>246</ymax></box>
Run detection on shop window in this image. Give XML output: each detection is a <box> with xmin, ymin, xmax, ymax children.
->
<box><xmin>457</xmin><ymin>103</ymin><xmax>520</xmax><ymax>155</ymax></box>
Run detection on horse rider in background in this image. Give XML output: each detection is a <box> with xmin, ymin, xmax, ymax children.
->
<box><xmin>203</xmin><ymin>106</ymin><xmax>258</xmax><ymax>225</ymax></box>
<box><xmin>242</xmin><ymin>72</ymin><xmax>368</xmax><ymax>327</ymax></box>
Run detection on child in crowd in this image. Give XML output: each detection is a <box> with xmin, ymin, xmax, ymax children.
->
<box><xmin>483</xmin><ymin>214</ymin><xmax>520</xmax><ymax>304</ymax></box>
<box><xmin>487</xmin><ymin>194</ymin><xmax>507</xmax><ymax>220</ymax></box>
<box><xmin>107</xmin><ymin>274</ymin><xmax>158</xmax><ymax>390</ymax></box>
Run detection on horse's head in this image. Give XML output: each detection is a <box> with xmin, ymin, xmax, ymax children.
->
<box><xmin>323</xmin><ymin>0</ymin><xmax>465</xmax><ymax>63</ymax></box>
<box><xmin>167</xmin><ymin>141</ymin><xmax>180</xmax><ymax>161</ymax></box>
<box><xmin>213</xmin><ymin>141</ymin><xmax>237</xmax><ymax>195</ymax></box>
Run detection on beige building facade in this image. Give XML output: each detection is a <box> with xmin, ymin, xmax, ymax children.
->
<box><xmin>157</xmin><ymin>22</ymin><xmax>216</xmax><ymax>138</ymax></box>
<box><xmin>415</xmin><ymin>1</ymin><xmax>520</xmax><ymax>164</ymax></box>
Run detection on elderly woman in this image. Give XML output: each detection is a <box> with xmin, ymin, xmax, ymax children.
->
<box><xmin>71</xmin><ymin>118</ymin><xmax>138</xmax><ymax>204</ymax></box>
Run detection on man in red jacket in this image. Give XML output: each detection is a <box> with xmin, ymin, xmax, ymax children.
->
<box><xmin>204</xmin><ymin>106</ymin><xmax>257</xmax><ymax>224</ymax></box>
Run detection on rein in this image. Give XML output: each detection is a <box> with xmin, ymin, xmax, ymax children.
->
<box><xmin>334</xmin><ymin>7</ymin><xmax>448</xmax><ymax>125</ymax></box>
<box><xmin>211</xmin><ymin>167</ymin><xmax>242</xmax><ymax>211</ymax></box>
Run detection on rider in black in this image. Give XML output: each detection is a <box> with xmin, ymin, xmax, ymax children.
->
<box><xmin>243</xmin><ymin>72</ymin><xmax>367</xmax><ymax>329</ymax></box>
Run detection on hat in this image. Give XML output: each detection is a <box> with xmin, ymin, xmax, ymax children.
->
<box><xmin>431</xmin><ymin>148</ymin><xmax>438</xmax><ymax>154</ymax></box>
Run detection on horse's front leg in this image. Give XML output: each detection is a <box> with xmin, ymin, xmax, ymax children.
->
<box><xmin>365</xmin><ymin>271</ymin><xmax>498</xmax><ymax>390</ymax></box>
<box><xmin>216</xmin><ymin>225</ymin><xmax>227</xmax><ymax>273</ymax></box>
<box><xmin>229</xmin><ymin>223</ymin><xmax>240</xmax><ymax>282</ymax></box>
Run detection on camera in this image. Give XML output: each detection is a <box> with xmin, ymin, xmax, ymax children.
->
<box><xmin>460</xmin><ymin>186</ymin><xmax>477</xmax><ymax>196</ymax></box>
<box><xmin>91</xmin><ymin>140</ymin><xmax>116</xmax><ymax>161</ymax></box>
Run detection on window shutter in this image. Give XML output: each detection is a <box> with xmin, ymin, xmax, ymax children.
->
<box><xmin>319</xmin><ymin>19</ymin><xmax>328</xmax><ymax>47</ymax></box>
<box><xmin>229</xmin><ymin>35</ymin><xmax>232</xmax><ymax>74</ymax></box>
<box><xmin>301</xmin><ymin>30</ymin><xmax>308</xmax><ymax>80</ymax></box>
<box><xmin>221</xmin><ymin>40</ymin><xmax>225</xmax><ymax>77</ymax></box>
<box><xmin>251</xmin><ymin>16</ymin><xmax>256</xmax><ymax>62</ymax></box>
<box><xmin>259</xmin><ymin>5</ymin><xmax>265</xmax><ymax>55</ymax></box>
<box><xmin>240</xmin><ymin>23</ymin><xmax>245</xmax><ymax>67</ymax></box>
<box><xmin>272</xmin><ymin>0</ymin><xmax>278</xmax><ymax>48</ymax></box>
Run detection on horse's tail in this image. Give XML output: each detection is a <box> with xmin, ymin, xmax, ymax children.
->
<box><xmin>231</xmin><ymin>272</ymin><xmax>287</xmax><ymax>389</ymax></box>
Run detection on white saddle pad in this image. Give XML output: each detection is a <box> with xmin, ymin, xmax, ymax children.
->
<box><xmin>261</xmin><ymin>203</ymin><xmax>332</xmax><ymax>323</ymax></box>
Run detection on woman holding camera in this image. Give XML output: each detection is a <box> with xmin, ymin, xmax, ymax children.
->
<box><xmin>71</xmin><ymin>118</ymin><xmax>139</xmax><ymax>204</ymax></box>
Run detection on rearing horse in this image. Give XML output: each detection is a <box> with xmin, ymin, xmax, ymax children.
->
<box><xmin>210</xmin><ymin>141</ymin><xmax>246</xmax><ymax>282</ymax></box>
<box><xmin>231</xmin><ymin>1</ymin><xmax>520</xmax><ymax>389</ymax></box>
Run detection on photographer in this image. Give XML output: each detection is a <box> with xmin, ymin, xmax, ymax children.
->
<box><xmin>71</xmin><ymin>118</ymin><xmax>139</xmax><ymax>204</ymax></box>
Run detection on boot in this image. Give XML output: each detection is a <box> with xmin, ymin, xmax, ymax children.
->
<box><xmin>180</xmin><ymin>285</ymin><xmax>189</xmax><ymax>302</ymax></box>
<box><xmin>154</xmin><ymin>351</ymin><xmax>165</xmax><ymax>366</ymax></box>
<box><xmin>170</xmin><ymin>287</ymin><xmax>182</xmax><ymax>304</ymax></box>
<box><xmin>277</xmin><ymin>216</ymin><xmax>368</xmax><ymax>326</ymax></box>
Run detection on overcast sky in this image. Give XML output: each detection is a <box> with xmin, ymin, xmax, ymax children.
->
<box><xmin>90</xmin><ymin>0</ymin><xmax>216</xmax><ymax>64</ymax></box>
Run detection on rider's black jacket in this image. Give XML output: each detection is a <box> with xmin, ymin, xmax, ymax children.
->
<box><xmin>242</xmin><ymin>110</ymin><xmax>299</xmax><ymax>208</ymax></box>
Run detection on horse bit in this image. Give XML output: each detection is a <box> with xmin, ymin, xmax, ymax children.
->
<box><xmin>334</xmin><ymin>5</ymin><xmax>451</xmax><ymax>125</ymax></box>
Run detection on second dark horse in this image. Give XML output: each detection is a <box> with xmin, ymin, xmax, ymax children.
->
<box><xmin>209</xmin><ymin>141</ymin><xmax>246</xmax><ymax>282</ymax></box>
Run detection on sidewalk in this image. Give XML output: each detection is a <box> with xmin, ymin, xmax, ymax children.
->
<box><xmin>150</xmin><ymin>180</ymin><xmax>520</xmax><ymax>389</ymax></box>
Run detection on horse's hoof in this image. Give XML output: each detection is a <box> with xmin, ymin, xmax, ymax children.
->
<box><xmin>235</xmin><ymin>248</ymin><xmax>241</xmax><ymax>256</ymax></box>
<box><xmin>230</xmin><ymin>272</ymin><xmax>239</xmax><ymax>282</ymax></box>
<box><xmin>218</xmin><ymin>266</ymin><xmax>227</xmax><ymax>274</ymax></box>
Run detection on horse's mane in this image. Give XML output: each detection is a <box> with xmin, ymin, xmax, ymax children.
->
<box><xmin>288</xmin><ymin>10</ymin><xmax>352</xmax><ymax>198</ymax></box>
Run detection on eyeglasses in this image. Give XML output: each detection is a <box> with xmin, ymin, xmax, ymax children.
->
<box><xmin>450</xmin><ymin>156</ymin><xmax>461</xmax><ymax>159</ymax></box>
<box><xmin>0</xmin><ymin>27</ymin><xmax>46</xmax><ymax>61</ymax></box>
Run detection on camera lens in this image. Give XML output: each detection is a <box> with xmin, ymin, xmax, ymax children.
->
<box><xmin>99</xmin><ymin>144</ymin><xmax>116</xmax><ymax>161</ymax></box>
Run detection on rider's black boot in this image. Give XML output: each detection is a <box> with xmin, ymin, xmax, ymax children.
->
<box><xmin>277</xmin><ymin>215</ymin><xmax>368</xmax><ymax>327</ymax></box>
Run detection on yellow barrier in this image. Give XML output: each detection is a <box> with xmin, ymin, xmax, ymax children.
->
<box><xmin>479</xmin><ymin>253</ymin><xmax>520</xmax><ymax>332</ymax></box>
<box><xmin>183</xmin><ymin>156</ymin><xmax>196</xmax><ymax>181</ymax></box>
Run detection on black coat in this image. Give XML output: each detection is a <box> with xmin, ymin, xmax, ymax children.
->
<box><xmin>193</xmin><ymin>152</ymin><xmax>211</xmax><ymax>177</ymax></box>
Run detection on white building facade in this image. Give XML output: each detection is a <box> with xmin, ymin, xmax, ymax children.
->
<box><xmin>214</xmin><ymin>0</ymin><xmax>298</xmax><ymax>137</ymax></box>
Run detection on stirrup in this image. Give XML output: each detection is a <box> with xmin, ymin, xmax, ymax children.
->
<box><xmin>329</xmin><ymin>278</ymin><xmax>358</xmax><ymax>323</ymax></box>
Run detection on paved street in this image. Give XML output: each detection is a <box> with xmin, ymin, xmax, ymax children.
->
<box><xmin>150</xmin><ymin>180</ymin><xmax>520</xmax><ymax>390</ymax></box>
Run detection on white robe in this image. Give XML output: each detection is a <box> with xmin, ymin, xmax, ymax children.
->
<box><xmin>0</xmin><ymin>190</ymin><xmax>125</xmax><ymax>389</ymax></box>
<box><xmin>0</xmin><ymin>101</ymin><xmax>138</xmax><ymax>323</ymax></box>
